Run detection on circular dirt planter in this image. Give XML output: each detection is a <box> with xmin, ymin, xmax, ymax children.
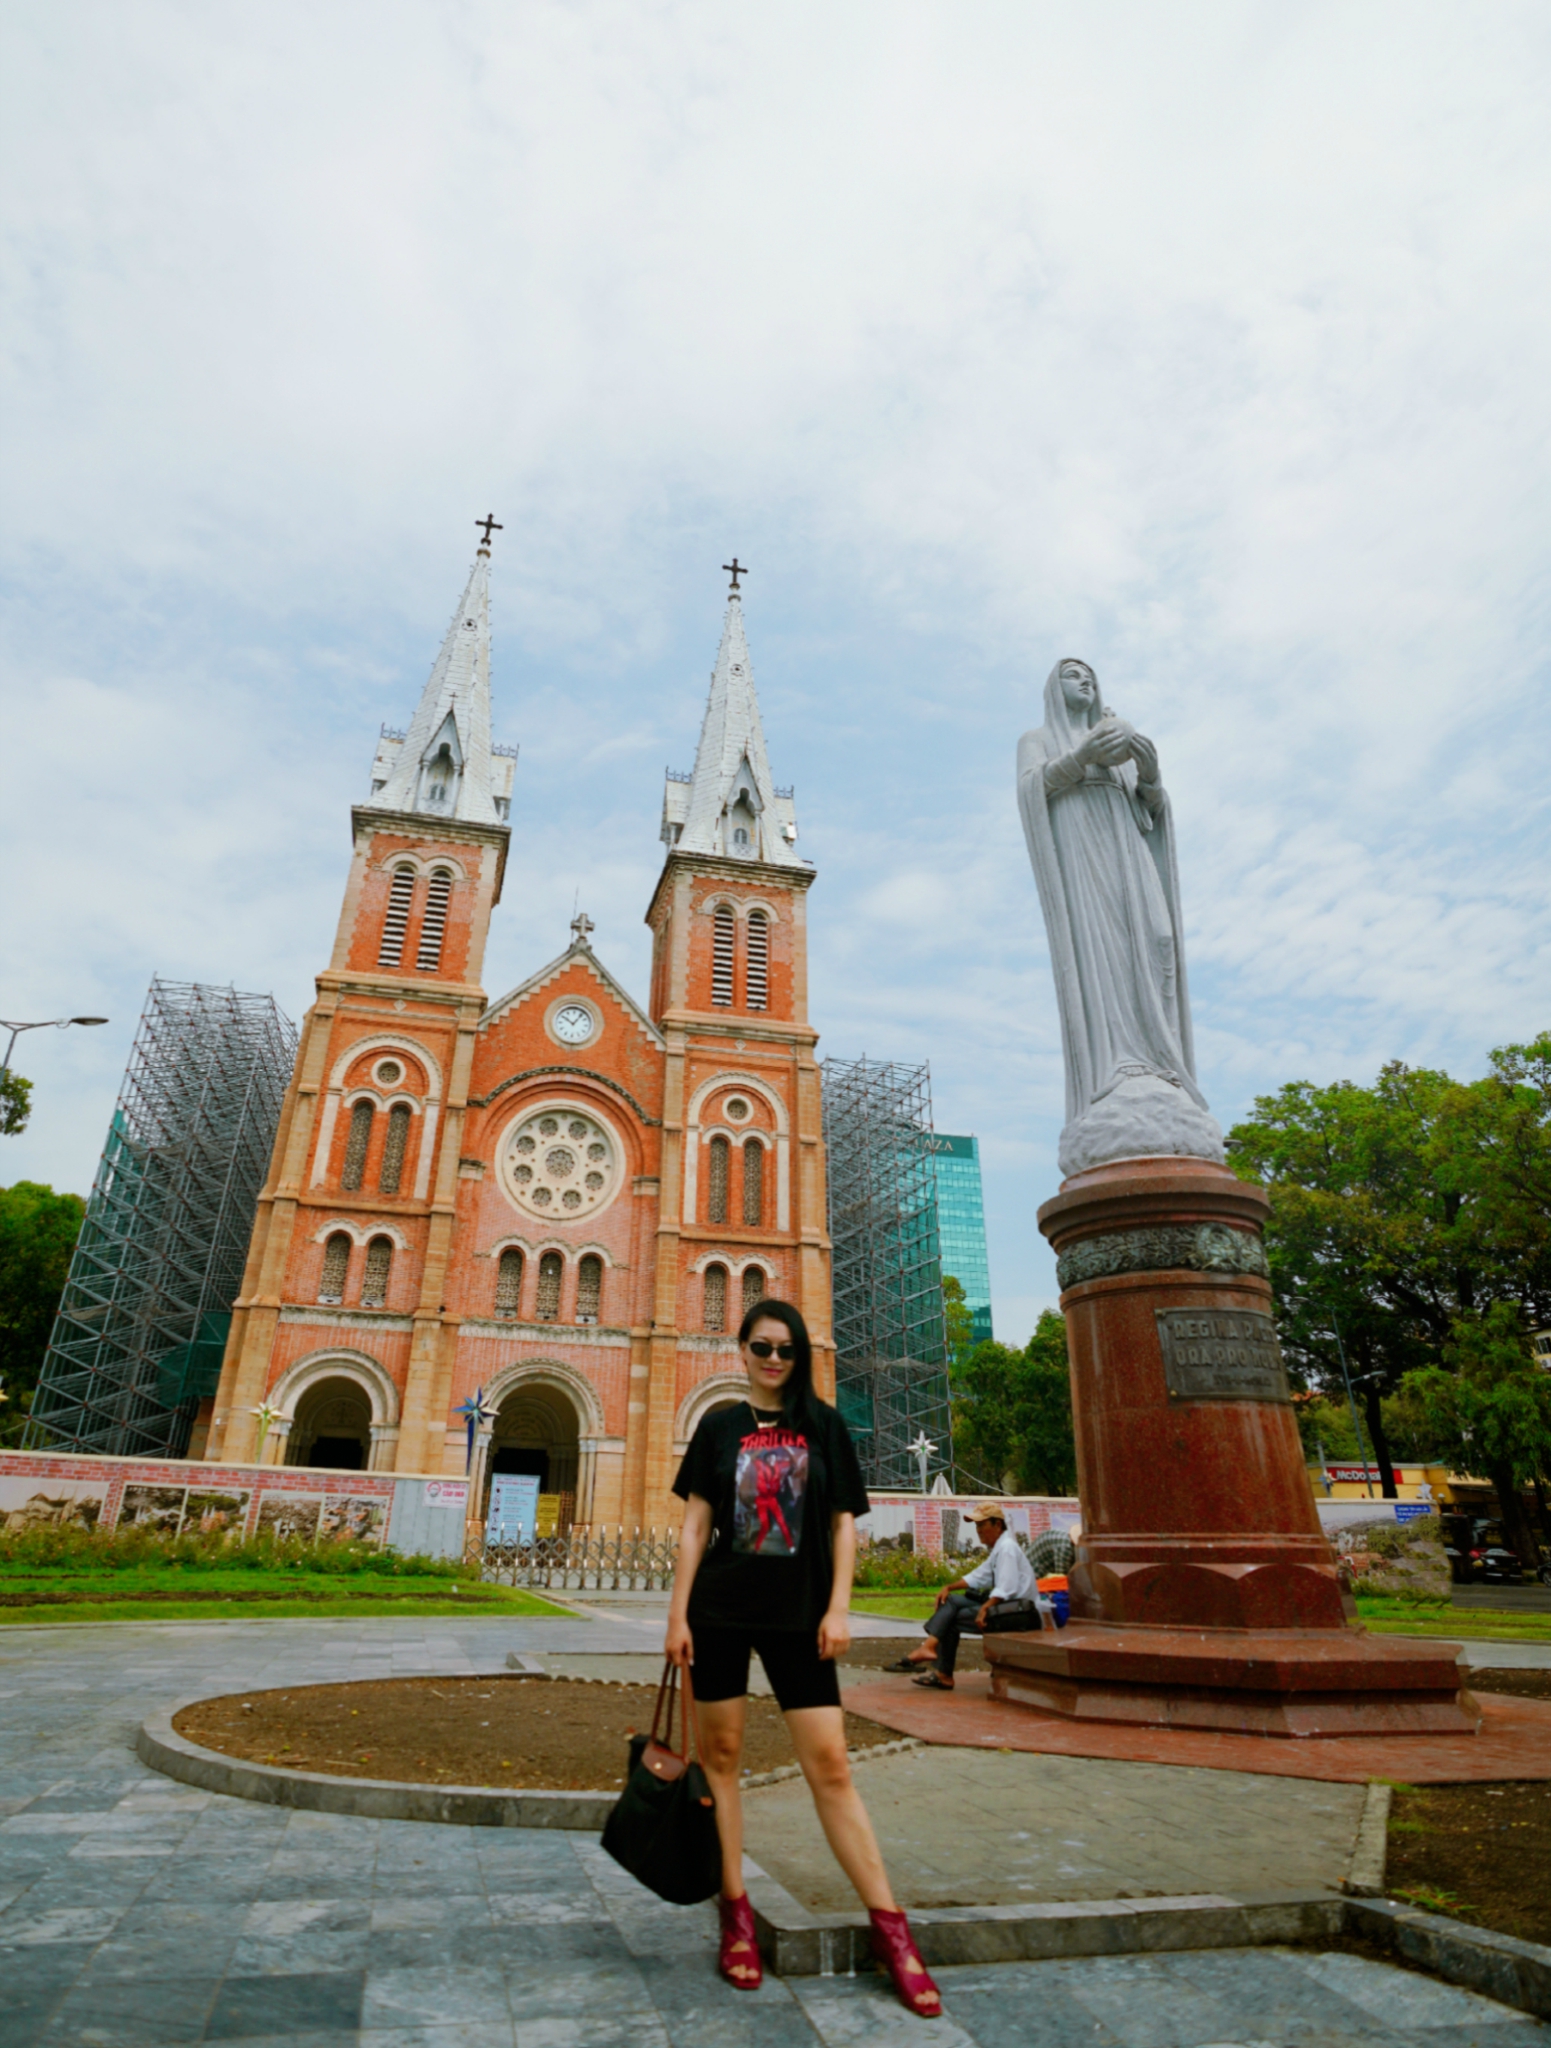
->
<box><xmin>139</xmin><ymin>1674</ymin><xmax>906</xmax><ymax>1829</ymax></box>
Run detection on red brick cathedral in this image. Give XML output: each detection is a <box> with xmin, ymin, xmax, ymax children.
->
<box><xmin>204</xmin><ymin>540</ymin><xmax>833</xmax><ymax>1530</ymax></box>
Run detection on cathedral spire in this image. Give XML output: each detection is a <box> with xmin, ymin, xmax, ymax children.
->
<box><xmin>366</xmin><ymin>536</ymin><xmax>510</xmax><ymax>826</ymax></box>
<box><xmin>662</xmin><ymin>576</ymin><xmax>801</xmax><ymax>864</ymax></box>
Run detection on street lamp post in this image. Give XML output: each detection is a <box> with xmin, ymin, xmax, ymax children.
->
<box><xmin>0</xmin><ymin>1016</ymin><xmax>109</xmax><ymax>1075</ymax></box>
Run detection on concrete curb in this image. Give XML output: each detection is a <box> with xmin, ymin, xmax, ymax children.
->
<box><xmin>1341</xmin><ymin>1780</ymin><xmax>1392</xmax><ymax>1896</ymax></box>
<box><xmin>137</xmin><ymin>1708</ymin><xmax>921</xmax><ymax>1823</ymax></box>
<box><xmin>1345</xmin><ymin>1897</ymin><xmax>1551</xmax><ymax>2020</ymax></box>
<box><xmin>137</xmin><ymin>1708</ymin><xmax>616</xmax><ymax>1831</ymax></box>
<box><xmin>743</xmin><ymin>1865</ymin><xmax>1551</xmax><ymax>2016</ymax></box>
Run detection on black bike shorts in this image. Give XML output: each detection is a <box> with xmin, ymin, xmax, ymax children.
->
<box><xmin>689</xmin><ymin>1625</ymin><xmax>842</xmax><ymax>1712</ymax></box>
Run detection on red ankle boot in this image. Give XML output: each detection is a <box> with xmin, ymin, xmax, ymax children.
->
<box><xmin>717</xmin><ymin>1891</ymin><xmax>762</xmax><ymax>1990</ymax></box>
<box><xmin>869</xmin><ymin>1907</ymin><xmax>941</xmax><ymax>2018</ymax></box>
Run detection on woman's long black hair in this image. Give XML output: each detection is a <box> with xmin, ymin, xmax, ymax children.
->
<box><xmin>737</xmin><ymin>1297</ymin><xmax>823</xmax><ymax>1434</ymax></box>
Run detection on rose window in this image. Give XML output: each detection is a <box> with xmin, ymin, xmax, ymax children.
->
<box><xmin>500</xmin><ymin>1105</ymin><xmax>620</xmax><ymax>1220</ymax></box>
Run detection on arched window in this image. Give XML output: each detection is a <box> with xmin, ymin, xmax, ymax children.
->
<box><xmin>742</xmin><ymin>1138</ymin><xmax>763</xmax><ymax>1227</ymax></box>
<box><xmin>742</xmin><ymin>1265</ymin><xmax>766</xmax><ymax>1319</ymax></box>
<box><xmin>746</xmin><ymin>909</ymin><xmax>768</xmax><ymax>1010</ymax></box>
<box><xmin>576</xmin><ymin>1254</ymin><xmax>602</xmax><ymax>1323</ymax></box>
<box><xmin>341</xmin><ymin>1101</ymin><xmax>374</xmax><ymax>1190</ymax></box>
<box><xmin>535</xmin><ymin>1250</ymin><xmax>563</xmax><ymax>1321</ymax></box>
<box><xmin>711</xmin><ymin>905</ymin><xmax>735</xmax><ymax>1005</ymax></box>
<box><xmin>494</xmin><ymin>1247</ymin><xmax>524</xmax><ymax>1319</ymax></box>
<box><xmin>361</xmin><ymin>1236</ymin><xmax>393</xmax><ymax>1308</ymax></box>
<box><xmin>318</xmin><ymin>1232</ymin><xmax>351</xmax><ymax>1305</ymax></box>
<box><xmin>703</xmin><ymin>1263</ymin><xmax>728</xmax><ymax>1333</ymax></box>
<box><xmin>378</xmin><ymin>865</ymin><xmax>416</xmax><ymax>968</ymax></box>
<box><xmin>708</xmin><ymin>1135</ymin><xmax>730</xmax><ymax>1224</ymax></box>
<box><xmin>378</xmin><ymin>1104</ymin><xmax>411</xmax><ymax>1194</ymax></box>
<box><xmin>415</xmin><ymin>867</ymin><xmax>453</xmax><ymax>971</ymax></box>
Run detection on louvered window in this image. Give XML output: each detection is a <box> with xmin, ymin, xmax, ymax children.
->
<box><xmin>708</xmin><ymin>1135</ymin><xmax>730</xmax><ymax>1223</ymax></box>
<box><xmin>378</xmin><ymin>1104</ymin><xmax>411</xmax><ymax>1193</ymax></box>
<box><xmin>536</xmin><ymin>1250</ymin><xmax>563</xmax><ymax>1321</ymax></box>
<box><xmin>703</xmin><ymin>1264</ymin><xmax>728</xmax><ymax>1333</ymax></box>
<box><xmin>319</xmin><ymin>1233</ymin><xmax>351</xmax><ymax>1305</ymax></box>
<box><xmin>416</xmin><ymin>868</ymin><xmax>453</xmax><ymax>970</ymax></box>
<box><xmin>711</xmin><ymin>905</ymin><xmax>735</xmax><ymax>1005</ymax></box>
<box><xmin>742</xmin><ymin>1266</ymin><xmax>766</xmax><ymax>1318</ymax></box>
<box><xmin>495</xmin><ymin>1247</ymin><xmax>524</xmax><ymax>1318</ymax></box>
<box><xmin>746</xmin><ymin>910</ymin><xmax>768</xmax><ymax>1010</ymax></box>
<box><xmin>576</xmin><ymin>1254</ymin><xmax>602</xmax><ymax>1323</ymax></box>
<box><xmin>341</xmin><ymin>1101</ymin><xmax>374</xmax><ymax>1190</ymax></box>
<box><xmin>361</xmin><ymin>1236</ymin><xmax>393</xmax><ymax>1308</ymax></box>
<box><xmin>742</xmin><ymin>1139</ymin><xmax>764</xmax><ymax>1227</ymax></box>
<box><xmin>379</xmin><ymin>865</ymin><xmax>416</xmax><ymax>967</ymax></box>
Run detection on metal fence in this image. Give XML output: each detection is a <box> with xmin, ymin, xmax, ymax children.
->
<box><xmin>481</xmin><ymin>1526</ymin><xmax>679</xmax><ymax>1591</ymax></box>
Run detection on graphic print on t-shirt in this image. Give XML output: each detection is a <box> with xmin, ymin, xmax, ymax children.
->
<box><xmin>733</xmin><ymin>1426</ymin><xmax>808</xmax><ymax>1557</ymax></box>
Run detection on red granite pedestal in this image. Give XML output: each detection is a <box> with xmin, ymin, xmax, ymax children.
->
<box><xmin>983</xmin><ymin>1157</ymin><xmax>1479</xmax><ymax>1739</ymax></box>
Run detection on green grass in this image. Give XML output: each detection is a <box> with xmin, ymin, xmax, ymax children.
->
<box><xmin>0</xmin><ymin>1587</ymin><xmax>571</xmax><ymax>1624</ymax></box>
<box><xmin>850</xmin><ymin>1592</ymin><xmax>940</xmax><ymax>1622</ymax></box>
<box><xmin>1357</xmin><ymin>1598</ymin><xmax>1551</xmax><ymax>1643</ymax></box>
<box><xmin>0</xmin><ymin>1528</ymin><xmax>577</xmax><ymax>1624</ymax></box>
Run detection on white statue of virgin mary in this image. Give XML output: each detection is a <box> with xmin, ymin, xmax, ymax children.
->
<box><xmin>1017</xmin><ymin>657</ymin><xmax>1224</xmax><ymax>1178</ymax></box>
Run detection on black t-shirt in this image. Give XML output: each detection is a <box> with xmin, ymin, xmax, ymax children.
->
<box><xmin>673</xmin><ymin>1398</ymin><xmax>870</xmax><ymax>1633</ymax></box>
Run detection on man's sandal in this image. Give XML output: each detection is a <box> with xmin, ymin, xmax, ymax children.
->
<box><xmin>882</xmin><ymin>1656</ymin><xmax>931</xmax><ymax>1673</ymax></box>
<box><xmin>911</xmin><ymin>1670</ymin><xmax>953</xmax><ymax>1689</ymax></box>
<box><xmin>717</xmin><ymin>1891</ymin><xmax>762</xmax><ymax>1990</ymax></box>
<box><xmin>869</xmin><ymin>1906</ymin><xmax>943</xmax><ymax>2018</ymax></box>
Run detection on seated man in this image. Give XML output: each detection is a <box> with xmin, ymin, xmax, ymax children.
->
<box><xmin>892</xmin><ymin>1505</ymin><xmax>1038</xmax><ymax>1690</ymax></box>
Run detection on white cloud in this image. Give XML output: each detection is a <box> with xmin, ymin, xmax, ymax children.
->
<box><xmin>2</xmin><ymin>0</ymin><xmax>1548</xmax><ymax>1334</ymax></box>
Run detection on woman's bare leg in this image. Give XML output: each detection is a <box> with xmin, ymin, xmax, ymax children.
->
<box><xmin>696</xmin><ymin>1695</ymin><xmax>749</xmax><ymax>1901</ymax></box>
<box><xmin>783</xmin><ymin>1706</ymin><xmax>896</xmax><ymax>1912</ymax></box>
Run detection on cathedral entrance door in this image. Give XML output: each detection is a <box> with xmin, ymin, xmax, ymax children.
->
<box><xmin>487</xmin><ymin>1384</ymin><xmax>581</xmax><ymax>1531</ymax></box>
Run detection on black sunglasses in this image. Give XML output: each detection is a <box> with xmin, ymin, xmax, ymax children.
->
<box><xmin>747</xmin><ymin>1339</ymin><xmax>794</xmax><ymax>1361</ymax></box>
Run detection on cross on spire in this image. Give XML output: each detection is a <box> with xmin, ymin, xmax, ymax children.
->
<box><xmin>476</xmin><ymin>514</ymin><xmax>503</xmax><ymax>547</ymax></box>
<box><xmin>570</xmin><ymin>910</ymin><xmax>595</xmax><ymax>945</ymax></box>
<box><xmin>722</xmin><ymin>557</ymin><xmax>748</xmax><ymax>591</ymax></box>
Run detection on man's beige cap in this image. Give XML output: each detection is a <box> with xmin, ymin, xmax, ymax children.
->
<box><xmin>965</xmin><ymin>1502</ymin><xmax>1008</xmax><ymax>1526</ymax></box>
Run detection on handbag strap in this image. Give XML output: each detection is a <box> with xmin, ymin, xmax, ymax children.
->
<box><xmin>650</xmin><ymin>1659</ymin><xmax>706</xmax><ymax>1767</ymax></box>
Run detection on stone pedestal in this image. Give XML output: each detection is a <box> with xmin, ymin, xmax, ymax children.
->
<box><xmin>984</xmin><ymin>1156</ymin><xmax>1478</xmax><ymax>1737</ymax></box>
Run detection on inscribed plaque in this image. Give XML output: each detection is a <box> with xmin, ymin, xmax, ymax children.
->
<box><xmin>1155</xmin><ymin>1308</ymin><xmax>1290</xmax><ymax>1403</ymax></box>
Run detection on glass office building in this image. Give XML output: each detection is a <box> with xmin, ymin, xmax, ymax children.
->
<box><xmin>928</xmin><ymin>1133</ymin><xmax>993</xmax><ymax>1350</ymax></box>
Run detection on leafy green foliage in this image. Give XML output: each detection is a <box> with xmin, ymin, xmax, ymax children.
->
<box><xmin>942</xmin><ymin>1274</ymin><xmax>974</xmax><ymax>1363</ymax></box>
<box><xmin>0</xmin><ymin>1071</ymin><xmax>32</xmax><ymax>1137</ymax></box>
<box><xmin>951</xmin><ymin>1310</ymin><xmax>1076</xmax><ymax>1495</ymax></box>
<box><xmin>0</xmin><ymin>1522</ymin><xmax>473</xmax><ymax>1576</ymax></box>
<box><xmin>853</xmin><ymin>1543</ymin><xmax>966</xmax><ymax>1589</ymax></box>
<box><xmin>1227</xmin><ymin>1035</ymin><xmax>1551</xmax><ymax>1500</ymax></box>
<box><xmin>0</xmin><ymin>1182</ymin><xmax>85</xmax><ymax>1445</ymax></box>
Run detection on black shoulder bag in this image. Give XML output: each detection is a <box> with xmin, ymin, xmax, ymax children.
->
<box><xmin>600</xmin><ymin>1660</ymin><xmax>722</xmax><ymax>1905</ymax></box>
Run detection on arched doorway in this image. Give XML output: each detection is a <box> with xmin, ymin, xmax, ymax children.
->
<box><xmin>288</xmin><ymin>1376</ymin><xmax>373</xmax><ymax>1470</ymax></box>
<box><xmin>487</xmin><ymin>1382</ymin><xmax>581</xmax><ymax>1529</ymax></box>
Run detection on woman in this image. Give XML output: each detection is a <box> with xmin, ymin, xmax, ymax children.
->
<box><xmin>667</xmin><ymin>1298</ymin><xmax>942</xmax><ymax>2018</ymax></box>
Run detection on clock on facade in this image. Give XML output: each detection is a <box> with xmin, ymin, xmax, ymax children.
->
<box><xmin>552</xmin><ymin>1002</ymin><xmax>595</xmax><ymax>1046</ymax></box>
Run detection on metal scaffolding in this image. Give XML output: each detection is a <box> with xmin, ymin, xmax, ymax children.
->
<box><xmin>821</xmin><ymin>1055</ymin><xmax>953</xmax><ymax>1490</ymax></box>
<box><xmin>27</xmin><ymin>980</ymin><xmax>298</xmax><ymax>1458</ymax></box>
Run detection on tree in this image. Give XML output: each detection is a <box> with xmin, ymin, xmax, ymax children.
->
<box><xmin>0</xmin><ymin>1070</ymin><xmax>32</xmax><ymax>1137</ymax></box>
<box><xmin>952</xmin><ymin>1310</ymin><xmax>1077</xmax><ymax>1495</ymax></box>
<box><xmin>1400</xmin><ymin>1304</ymin><xmax>1551</xmax><ymax>1570</ymax></box>
<box><xmin>0</xmin><ymin>1182</ymin><xmax>85</xmax><ymax>1446</ymax></box>
<box><xmin>941</xmin><ymin>1274</ymin><xmax>974</xmax><ymax>1364</ymax></box>
<box><xmin>1229</xmin><ymin>1059</ymin><xmax>1530</xmax><ymax>1496</ymax></box>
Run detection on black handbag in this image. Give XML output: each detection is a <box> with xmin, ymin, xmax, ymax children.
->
<box><xmin>600</xmin><ymin>1660</ymin><xmax>723</xmax><ymax>1905</ymax></box>
<box><xmin>982</xmin><ymin>1597</ymin><xmax>1042</xmax><ymax>1633</ymax></box>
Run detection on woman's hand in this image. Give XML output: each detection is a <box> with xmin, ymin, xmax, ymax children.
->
<box><xmin>817</xmin><ymin>1608</ymin><xmax>851</xmax><ymax>1662</ymax></box>
<box><xmin>1074</xmin><ymin>718</ymin><xmax>1134</xmax><ymax>770</ymax></box>
<box><xmin>665</xmin><ymin>1614</ymin><xmax>693</xmax><ymax>1669</ymax></box>
<box><xmin>1130</xmin><ymin>732</ymin><xmax>1160</xmax><ymax>784</ymax></box>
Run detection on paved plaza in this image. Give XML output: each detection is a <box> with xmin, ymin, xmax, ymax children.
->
<box><xmin>1</xmin><ymin>1613</ymin><xmax>1545</xmax><ymax>2046</ymax></box>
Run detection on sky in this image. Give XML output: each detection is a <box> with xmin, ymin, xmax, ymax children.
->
<box><xmin>2</xmin><ymin>1</ymin><xmax>1548</xmax><ymax>1343</ymax></box>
